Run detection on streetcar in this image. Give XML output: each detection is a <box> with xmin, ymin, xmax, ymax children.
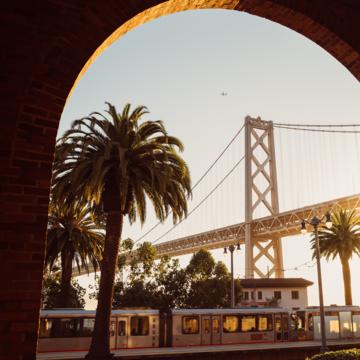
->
<box><xmin>38</xmin><ymin>309</ymin><xmax>160</xmax><ymax>352</ymax></box>
<box><xmin>37</xmin><ymin>305</ymin><xmax>360</xmax><ymax>354</ymax></box>
<box><xmin>296</xmin><ymin>305</ymin><xmax>360</xmax><ymax>341</ymax></box>
<box><xmin>166</xmin><ymin>308</ymin><xmax>291</xmax><ymax>346</ymax></box>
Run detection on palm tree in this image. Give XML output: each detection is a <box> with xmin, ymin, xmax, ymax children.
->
<box><xmin>311</xmin><ymin>209</ymin><xmax>360</xmax><ymax>305</ymax></box>
<box><xmin>46</xmin><ymin>200</ymin><xmax>104</xmax><ymax>308</ymax></box>
<box><xmin>52</xmin><ymin>103</ymin><xmax>191</xmax><ymax>359</ymax></box>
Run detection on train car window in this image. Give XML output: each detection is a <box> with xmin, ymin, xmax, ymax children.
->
<box><xmin>203</xmin><ymin>319</ymin><xmax>210</xmax><ymax>334</ymax></box>
<box><xmin>275</xmin><ymin>316</ymin><xmax>281</xmax><ymax>332</ymax></box>
<box><xmin>258</xmin><ymin>315</ymin><xmax>273</xmax><ymax>331</ymax></box>
<box><xmin>59</xmin><ymin>318</ymin><xmax>81</xmax><ymax>337</ymax></box>
<box><xmin>339</xmin><ymin>311</ymin><xmax>352</xmax><ymax>338</ymax></box>
<box><xmin>352</xmin><ymin>313</ymin><xmax>360</xmax><ymax>337</ymax></box>
<box><xmin>282</xmin><ymin>315</ymin><xmax>289</xmax><ymax>331</ymax></box>
<box><xmin>39</xmin><ymin>319</ymin><xmax>52</xmax><ymax>338</ymax></box>
<box><xmin>212</xmin><ymin>318</ymin><xmax>220</xmax><ymax>334</ymax></box>
<box><xmin>110</xmin><ymin>321</ymin><xmax>116</xmax><ymax>337</ymax></box>
<box><xmin>131</xmin><ymin>316</ymin><xmax>149</xmax><ymax>336</ymax></box>
<box><xmin>118</xmin><ymin>320</ymin><xmax>126</xmax><ymax>336</ymax></box>
<box><xmin>290</xmin><ymin>314</ymin><xmax>298</xmax><ymax>331</ymax></box>
<box><xmin>240</xmin><ymin>315</ymin><xmax>256</xmax><ymax>332</ymax></box>
<box><xmin>223</xmin><ymin>316</ymin><xmax>239</xmax><ymax>333</ymax></box>
<box><xmin>50</xmin><ymin>319</ymin><xmax>62</xmax><ymax>337</ymax></box>
<box><xmin>46</xmin><ymin>318</ymin><xmax>82</xmax><ymax>338</ymax></box>
<box><xmin>82</xmin><ymin>318</ymin><xmax>95</xmax><ymax>337</ymax></box>
<box><xmin>296</xmin><ymin>312</ymin><xmax>305</xmax><ymax>330</ymax></box>
<box><xmin>308</xmin><ymin>314</ymin><xmax>314</xmax><ymax>331</ymax></box>
<box><xmin>40</xmin><ymin>318</ymin><xmax>94</xmax><ymax>338</ymax></box>
<box><xmin>182</xmin><ymin>316</ymin><xmax>199</xmax><ymax>334</ymax></box>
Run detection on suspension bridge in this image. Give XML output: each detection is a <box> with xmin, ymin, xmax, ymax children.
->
<box><xmin>77</xmin><ymin>116</ymin><xmax>360</xmax><ymax>278</ymax></box>
<box><xmin>145</xmin><ymin>116</ymin><xmax>360</xmax><ymax>279</ymax></box>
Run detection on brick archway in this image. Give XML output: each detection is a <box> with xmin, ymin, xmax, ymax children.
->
<box><xmin>1</xmin><ymin>1</ymin><xmax>359</xmax><ymax>358</ymax></box>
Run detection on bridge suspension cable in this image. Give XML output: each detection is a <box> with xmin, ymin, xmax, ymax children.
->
<box><xmin>151</xmin><ymin>155</ymin><xmax>245</xmax><ymax>245</ymax></box>
<box><xmin>273</xmin><ymin>124</ymin><xmax>360</xmax><ymax>133</ymax></box>
<box><xmin>134</xmin><ymin>124</ymin><xmax>245</xmax><ymax>245</ymax></box>
<box><xmin>237</xmin><ymin>260</ymin><xmax>316</xmax><ymax>278</ymax></box>
<box><xmin>274</xmin><ymin>122</ymin><xmax>360</xmax><ymax>128</ymax></box>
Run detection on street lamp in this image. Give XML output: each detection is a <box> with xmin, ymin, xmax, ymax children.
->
<box><xmin>224</xmin><ymin>243</ymin><xmax>241</xmax><ymax>308</ymax></box>
<box><xmin>301</xmin><ymin>212</ymin><xmax>332</xmax><ymax>353</ymax></box>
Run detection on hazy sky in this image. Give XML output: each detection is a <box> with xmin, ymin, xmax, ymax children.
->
<box><xmin>60</xmin><ymin>9</ymin><xmax>360</xmax><ymax>308</ymax></box>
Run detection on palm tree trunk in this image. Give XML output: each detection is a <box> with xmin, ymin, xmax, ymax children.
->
<box><xmin>60</xmin><ymin>250</ymin><xmax>74</xmax><ymax>308</ymax></box>
<box><xmin>86</xmin><ymin>211</ymin><xmax>123</xmax><ymax>360</ymax></box>
<box><xmin>340</xmin><ymin>257</ymin><xmax>352</xmax><ymax>305</ymax></box>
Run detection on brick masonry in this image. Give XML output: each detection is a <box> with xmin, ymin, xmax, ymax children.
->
<box><xmin>0</xmin><ymin>1</ymin><xmax>359</xmax><ymax>359</ymax></box>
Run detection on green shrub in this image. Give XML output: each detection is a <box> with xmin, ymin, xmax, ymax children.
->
<box><xmin>307</xmin><ymin>349</ymin><xmax>360</xmax><ymax>360</ymax></box>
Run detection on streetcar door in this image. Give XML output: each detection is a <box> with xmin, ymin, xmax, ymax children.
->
<box><xmin>110</xmin><ymin>318</ymin><xmax>116</xmax><ymax>349</ymax></box>
<box><xmin>201</xmin><ymin>316</ymin><xmax>211</xmax><ymax>345</ymax></box>
<box><xmin>282</xmin><ymin>313</ymin><xmax>289</xmax><ymax>340</ymax></box>
<box><xmin>274</xmin><ymin>314</ymin><xmax>289</xmax><ymax>341</ymax></box>
<box><xmin>116</xmin><ymin>317</ymin><xmax>128</xmax><ymax>349</ymax></box>
<box><xmin>339</xmin><ymin>311</ymin><xmax>352</xmax><ymax>338</ymax></box>
<box><xmin>212</xmin><ymin>315</ymin><xmax>221</xmax><ymax>344</ymax></box>
<box><xmin>275</xmin><ymin>314</ymin><xmax>282</xmax><ymax>341</ymax></box>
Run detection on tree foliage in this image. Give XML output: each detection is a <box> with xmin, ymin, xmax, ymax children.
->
<box><xmin>186</xmin><ymin>255</ymin><xmax>242</xmax><ymax>308</ymax></box>
<box><xmin>311</xmin><ymin>210</ymin><xmax>360</xmax><ymax>305</ymax></box>
<box><xmin>186</xmin><ymin>248</ymin><xmax>215</xmax><ymax>281</ymax></box>
<box><xmin>90</xmin><ymin>245</ymin><xmax>241</xmax><ymax>310</ymax></box>
<box><xmin>314</xmin><ymin>210</ymin><xmax>360</xmax><ymax>261</ymax></box>
<box><xmin>129</xmin><ymin>241</ymin><xmax>157</xmax><ymax>281</ymax></box>
<box><xmin>52</xmin><ymin>103</ymin><xmax>191</xmax><ymax>223</ymax></box>
<box><xmin>42</xmin><ymin>270</ymin><xmax>86</xmax><ymax>309</ymax></box>
<box><xmin>308</xmin><ymin>348</ymin><xmax>360</xmax><ymax>360</ymax></box>
<box><xmin>46</xmin><ymin>200</ymin><xmax>104</xmax><ymax>273</ymax></box>
<box><xmin>45</xmin><ymin>199</ymin><xmax>104</xmax><ymax>307</ymax></box>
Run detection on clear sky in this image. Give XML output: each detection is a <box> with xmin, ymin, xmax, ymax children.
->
<box><xmin>59</xmin><ymin>9</ymin><xmax>360</xmax><ymax>309</ymax></box>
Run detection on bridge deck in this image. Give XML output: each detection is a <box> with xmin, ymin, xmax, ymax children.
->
<box><xmin>74</xmin><ymin>193</ymin><xmax>360</xmax><ymax>275</ymax></box>
<box><xmin>154</xmin><ymin>193</ymin><xmax>360</xmax><ymax>258</ymax></box>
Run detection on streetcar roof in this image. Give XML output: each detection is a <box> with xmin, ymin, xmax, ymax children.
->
<box><xmin>112</xmin><ymin>309</ymin><xmax>159</xmax><ymax>315</ymax></box>
<box><xmin>40</xmin><ymin>309</ymin><xmax>159</xmax><ymax>317</ymax></box>
<box><xmin>170</xmin><ymin>307</ymin><xmax>288</xmax><ymax>315</ymax></box>
<box><xmin>298</xmin><ymin>305</ymin><xmax>360</xmax><ymax>312</ymax></box>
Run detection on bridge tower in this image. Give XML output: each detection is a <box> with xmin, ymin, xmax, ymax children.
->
<box><xmin>244</xmin><ymin>116</ymin><xmax>284</xmax><ymax>278</ymax></box>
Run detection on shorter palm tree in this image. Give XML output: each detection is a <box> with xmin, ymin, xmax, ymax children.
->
<box><xmin>46</xmin><ymin>200</ymin><xmax>104</xmax><ymax>307</ymax></box>
<box><xmin>311</xmin><ymin>209</ymin><xmax>360</xmax><ymax>305</ymax></box>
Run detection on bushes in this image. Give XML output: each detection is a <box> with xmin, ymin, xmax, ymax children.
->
<box><xmin>308</xmin><ymin>349</ymin><xmax>360</xmax><ymax>360</ymax></box>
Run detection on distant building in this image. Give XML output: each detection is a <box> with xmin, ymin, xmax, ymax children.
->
<box><xmin>239</xmin><ymin>278</ymin><xmax>313</xmax><ymax>310</ymax></box>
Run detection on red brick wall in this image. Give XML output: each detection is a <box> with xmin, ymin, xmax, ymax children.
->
<box><xmin>0</xmin><ymin>1</ymin><xmax>359</xmax><ymax>359</ymax></box>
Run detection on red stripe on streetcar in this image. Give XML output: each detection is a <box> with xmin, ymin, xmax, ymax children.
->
<box><xmin>38</xmin><ymin>339</ymin><xmax>295</xmax><ymax>353</ymax></box>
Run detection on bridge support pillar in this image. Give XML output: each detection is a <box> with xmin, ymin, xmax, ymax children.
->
<box><xmin>244</xmin><ymin>116</ymin><xmax>284</xmax><ymax>278</ymax></box>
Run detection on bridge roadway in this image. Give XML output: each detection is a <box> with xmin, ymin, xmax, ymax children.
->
<box><xmin>73</xmin><ymin>193</ymin><xmax>360</xmax><ymax>275</ymax></box>
<box><xmin>37</xmin><ymin>339</ymin><xmax>360</xmax><ymax>359</ymax></box>
<box><xmin>154</xmin><ymin>193</ymin><xmax>360</xmax><ymax>258</ymax></box>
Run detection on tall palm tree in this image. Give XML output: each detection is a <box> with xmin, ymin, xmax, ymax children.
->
<box><xmin>46</xmin><ymin>200</ymin><xmax>104</xmax><ymax>308</ymax></box>
<box><xmin>311</xmin><ymin>209</ymin><xmax>360</xmax><ymax>305</ymax></box>
<box><xmin>52</xmin><ymin>103</ymin><xmax>191</xmax><ymax>359</ymax></box>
